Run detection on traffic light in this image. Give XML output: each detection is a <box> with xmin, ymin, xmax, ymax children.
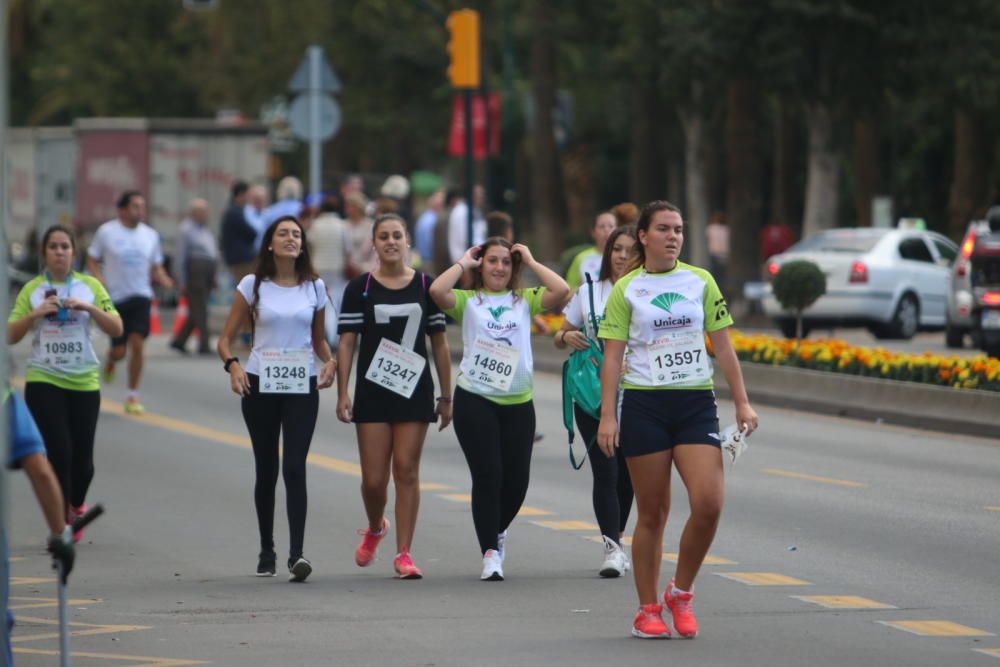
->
<box><xmin>447</xmin><ymin>9</ymin><xmax>481</xmax><ymax>89</ymax></box>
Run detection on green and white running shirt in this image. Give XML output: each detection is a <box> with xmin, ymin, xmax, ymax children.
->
<box><xmin>444</xmin><ymin>287</ymin><xmax>546</xmax><ymax>405</ymax></box>
<box><xmin>599</xmin><ymin>263</ymin><xmax>732</xmax><ymax>390</ymax></box>
<box><xmin>566</xmin><ymin>247</ymin><xmax>601</xmax><ymax>290</ymax></box>
<box><xmin>9</xmin><ymin>272</ymin><xmax>118</xmax><ymax>391</ymax></box>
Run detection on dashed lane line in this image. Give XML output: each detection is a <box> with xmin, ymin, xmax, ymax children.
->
<box><xmin>791</xmin><ymin>595</ymin><xmax>896</xmax><ymax>610</ymax></box>
<box><xmin>877</xmin><ymin>620</ymin><xmax>994</xmax><ymax>637</ymax></box>
<box><xmin>582</xmin><ymin>537</ymin><xmax>736</xmax><ymax>564</ymax></box>
<box><xmin>973</xmin><ymin>648</ymin><xmax>1000</xmax><ymax>660</ymax></box>
<box><xmin>763</xmin><ymin>468</ymin><xmax>867</xmax><ymax>488</ymax></box>
<box><xmin>532</xmin><ymin>520</ymin><xmax>600</xmax><ymax>531</ymax></box>
<box><xmin>13</xmin><ymin>646</ymin><xmax>207</xmax><ymax>666</ymax></box>
<box><xmin>986</xmin><ymin>506</ymin><xmax>1000</xmax><ymax>512</ymax></box>
<box><xmin>8</xmin><ymin>596</ymin><xmax>101</xmax><ymax>611</ymax></box>
<box><xmin>11</xmin><ymin>615</ymin><xmax>150</xmax><ymax>643</ymax></box>
<box><xmin>714</xmin><ymin>572</ymin><xmax>812</xmax><ymax>586</ymax></box>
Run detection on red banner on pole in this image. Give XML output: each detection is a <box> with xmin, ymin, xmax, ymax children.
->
<box><xmin>448</xmin><ymin>93</ymin><xmax>500</xmax><ymax>159</ymax></box>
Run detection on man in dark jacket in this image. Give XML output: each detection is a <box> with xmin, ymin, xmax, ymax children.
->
<box><xmin>220</xmin><ymin>181</ymin><xmax>255</xmax><ymax>283</ymax></box>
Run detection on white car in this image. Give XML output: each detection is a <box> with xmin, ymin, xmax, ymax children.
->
<box><xmin>761</xmin><ymin>227</ymin><xmax>958</xmax><ymax>339</ymax></box>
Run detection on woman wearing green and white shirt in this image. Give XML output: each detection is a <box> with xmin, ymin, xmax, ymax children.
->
<box><xmin>597</xmin><ymin>201</ymin><xmax>758</xmax><ymax>640</ymax></box>
<box><xmin>7</xmin><ymin>225</ymin><xmax>123</xmax><ymax>541</ymax></box>
<box><xmin>429</xmin><ymin>238</ymin><xmax>570</xmax><ymax>581</ymax></box>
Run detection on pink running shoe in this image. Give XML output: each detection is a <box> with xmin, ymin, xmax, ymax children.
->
<box><xmin>393</xmin><ymin>551</ymin><xmax>423</xmax><ymax>579</ymax></box>
<box><xmin>632</xmin><ymin>603</ymin><xmax>671</xmax><ymax>639</ymax></box>
<box><xmin>663</xmin><ymin>579</ymin><xmax>698</xmax><ymax>638</ymax></box>
<box><xmin>67</xmin><ymin>504</ymin><xmax>88</xmax><ymax>544</ymax></box>
<box><xmin>355</xmin><ymin>517</ymin><xmax>390</xmax><ymax>567</ymax></box>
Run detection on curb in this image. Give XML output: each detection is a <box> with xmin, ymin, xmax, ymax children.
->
<box><xmin>445</xmin><ymin>328</ymin><xmax>998</xmax><ymax>440</ymax></box>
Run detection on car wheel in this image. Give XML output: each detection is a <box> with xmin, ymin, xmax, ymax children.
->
<box><xmin>776</xmin><ymin>319</ymin><xmax>810</xmax><ymax>339</ymax></box>
<box><xmin>945</xmin><ymin>324</ymin><xmax>965</xmax><ymax>348</ymax></box>
<box><xmin>880</xmin><ymin>293</ymin><xmax>920</xmax><ymax>340</ymax></box>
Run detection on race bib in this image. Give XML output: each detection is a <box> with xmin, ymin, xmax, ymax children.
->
<box><xmin>461</xmin><ymin>337</ymin><xmax>520</xmax><ymax>392</ymax></box>
<box><xmin>38</xmin><ymin>321</ymin><xmax>89</xmax><ymax>373</ymax></box>
<box><xmin>259</xmin><ymin>348</ymin><xmax>311</xmax><ymax>394</ymax></box>
<box><xmin>365</xmin><ymin>338</ymin><xmax>426</xmax><ymax>398</ymax></box>
<box><xmin>649</xmin><ymin>331</ymin><xmax>711</xmax><ymax>385</ymax></box>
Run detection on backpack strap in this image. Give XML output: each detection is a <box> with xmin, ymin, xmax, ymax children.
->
<box><xmin>585</xmin><ymin>273</ymin><xmax>603</xmax><ymax>352</ymax></box>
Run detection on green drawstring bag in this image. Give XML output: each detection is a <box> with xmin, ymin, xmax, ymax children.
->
<box><xmin>562</xmin><ymin>274</ymin><xmax>604</xmax><ymax>470</ymax></box>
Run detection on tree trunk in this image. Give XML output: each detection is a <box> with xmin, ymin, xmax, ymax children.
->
<box><xmin>679</xmin><ymin>82</ymin><xmax>709</xmax><ymax>268</ymax></box>
<box><xmin>802</xmin><ymin>102</ymin><xmax>841</xmax><ymax>238</ymax></box>
<box><xmin>629</xmin><ymin>84</ymin><xmax>662</xmax><ymax>205</ymax></box>
<box><xmin>529</xmin><ymin>0</ymin><xmax>564</xmax><ymax>261</ymax></box>
<box><xmin>947</xmin><ymin>109</ymin><xmax>986</xmax><ymax>238</ymax></box>
<box><xmin>771</xmin><ymin>98</ymin><xmax>798</xmax><ymax>228</ymax></box>
<box><xmin>853</xmin><ymin>115</ymin><xmax>879</xmax><ymax>227</ymax></box>
<box><xmin>561</xmin><ymin>144</ymin><xmax>596</xmax><ymax>242</ymax></box>
<box><xmin>725</xmin><ymin>80</ymin><xmax>764</xmax><ymax>305</ymax></box>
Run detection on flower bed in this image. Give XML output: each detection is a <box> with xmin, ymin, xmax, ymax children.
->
<box><xmin>731</xmin><ymin>331</ymin><xmax>1000</xmax><ymax>392</ymax></box>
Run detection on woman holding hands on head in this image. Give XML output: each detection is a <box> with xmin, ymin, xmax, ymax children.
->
<box><xmin>218</xmin><ymin>216</ymin><xmax>336</xmax><ymax>583</ymax></box>
<box><xmin>429</xmin><ymin>238</ymin><xmax>570</xmax><ymax>581</ymax></box>
<box><xmin>336</xmin><ymin>214</ymin><xmax>452</xmax><ymax>579</ymax></box>
<box><xmin>596</xmin><ymin>201</ymin><xmax>758</xmax><ymax>639</ymax></box>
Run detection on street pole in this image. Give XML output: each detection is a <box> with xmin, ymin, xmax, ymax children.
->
<box><xmin>0</xmin><ymin>0</ymin><xmax>11</xmax><ymax>654</ymax></box>
<box><xmin>464</xmin><ymin>89</ymin><xmax>474</xmax><ymax>250</ymax></box>
<box><xmin>308</xmin><ymin>46</ymin><xmax>322</xmax><ymax>199</ymax></box>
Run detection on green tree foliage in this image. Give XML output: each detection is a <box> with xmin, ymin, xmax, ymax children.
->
<box><xmin>772</xmin><ymin>260</ymin><xmax>826</xmax><ymax>339</ymax></box>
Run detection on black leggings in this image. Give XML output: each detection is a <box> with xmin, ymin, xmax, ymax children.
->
<box><xmin>574</xmin><ymin>405</ymin><xmax>634</xmax><ymax>543</ymax></box>
<box><xmin>241</xmin><ymin>374</ymin><xmax>318</xmax><ymax>558</ymax></box>
<box><xmin>453</xmin><ymin>387</ymin><xmax>536</xmax><ymax>554</ymax></box>
<box><xmin>24</xmin><ymin>382</ymin><xmax>101</xmax><ymax>510</ymax></box>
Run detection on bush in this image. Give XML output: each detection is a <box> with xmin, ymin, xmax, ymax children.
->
<box><xmin>772</xmin><ymin>260</ymin><xmax>826</xmax><ymax>338</ymax></box>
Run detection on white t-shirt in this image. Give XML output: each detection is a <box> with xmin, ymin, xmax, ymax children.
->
<box><xmin>563</xmin><ymin>278</ymin><xmax>612</xmax><ymax>341</ymax></box>
<box><xmin>448</xmin><ymin>202</ymin><xmax>487</xmax><ymax>263</ymax></box>
<box><xmin>87</xmin><ymin>220</ymin><xmax>164</xmax><ymax>302</ymax></box>
<box><xmin>237</xmin><ymin>275</ymin><xmax>328</xmax><ymax>376</ymax></box>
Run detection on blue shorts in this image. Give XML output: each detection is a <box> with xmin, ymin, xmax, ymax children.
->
<box><xmin>618</xmin><ymin>388</ymin><xmax>720</xmax><ymax>458</ymax></box>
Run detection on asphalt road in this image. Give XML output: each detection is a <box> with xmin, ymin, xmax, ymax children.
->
<box><xmin>6</xmin><ymin>337</ymin><xmax>1000</xmax><ymax>667</ymax></box>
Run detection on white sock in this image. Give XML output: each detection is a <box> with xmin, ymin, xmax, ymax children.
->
<box><xmin>127</xmin><ymin>390</ymin><xmax>139</xmax><ymax>401</ymax></box>
<box><xmin>671</xmin><ymin>585</ymin><xmax>691</xmax><ymax>597</ymax></box>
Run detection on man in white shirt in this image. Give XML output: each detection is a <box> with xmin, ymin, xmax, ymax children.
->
<box><xmin>86</xmin><ymin>191</ymin><xmax>173</xmax><ymax>415</ymax></box>
<box><xmin>448</xmin><ymin>184</ymin><xmax>487</xmax><ymax>264</ymax></box>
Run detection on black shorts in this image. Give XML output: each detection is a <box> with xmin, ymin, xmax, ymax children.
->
<box><xmin>351</xmin><ymin>372</ymin><xmax>436</xmax><ymax>424</ymax></box>
<box><xmin>110</xmin><ymin>296</ymin><xmax>152</xmax><ymax>346</ymax></box>
<box><xmin>618</xmin><ymin>388</ymin><xmax>720</xmax><ymax>458</ymax></box>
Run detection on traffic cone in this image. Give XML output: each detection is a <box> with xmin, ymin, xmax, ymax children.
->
<box><xmin>150</xmin><ymin>298</ymin><xmax>162</xmax><ymax>335</ymax></box>
<box><xmin>171</xmin><ymin>296</ymin><xmax>199</xmax><ymax>339</ymax></box>
<box><xmin>172</xmin><ymin>297</ymin><xmax>190</xmax><ymax>337</ymax></box>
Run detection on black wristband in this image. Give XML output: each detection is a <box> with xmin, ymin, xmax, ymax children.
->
<box><xmin>224</xmin><ymin>357</ymin><xmax>239</xmax><ymax>373</ymax></box>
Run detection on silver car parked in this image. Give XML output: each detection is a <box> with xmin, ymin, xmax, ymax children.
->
<box><xmin>762</xmin><ymin>227</ymin><xmax>957</xmax><ymax>339</ymax></box>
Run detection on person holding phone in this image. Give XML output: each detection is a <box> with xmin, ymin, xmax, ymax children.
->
<box><xmin>429</xmin><ymin>238</ymin><xmax>570</xmax><ymax>581</ymax></box>
<box><xmin>336</xmin><ymin>214</ymin><xmax>452</xmax><ymax>579</ymax></box>
<box><xmin>8</xmin><ymin>225</ymin><xmax>123</xmax><ymax>542</ymax></box>
<box><xmin>597</xmin><ymin>201</ymin><xmax>758</xmax><ymax>639</ymax></box>
<box><xmin>217</xmin><ymin>216</ymin><xmax>336</xmax><ymax>582</ymax></box>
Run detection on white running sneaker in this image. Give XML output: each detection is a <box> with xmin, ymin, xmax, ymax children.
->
<box><xmin>623</xmin><ymin>546</ymin><xmax>632</xmax><ymax>573</ymax></box>
<box><xmin>497</xmin><ymin>530</ymin><xmax>507</xmax><ymax>562</ymax></box>
<box><xmin>481</xmin><ymin>549</ymin><xmax>504</xmax><ymax>581</ymax></box>
<box><xmin>599</xmin><ymin>535</ymin><xmax>627</xmax><ymax>578</ymax></box>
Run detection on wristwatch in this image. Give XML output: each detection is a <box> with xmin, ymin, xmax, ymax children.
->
<box><xmin>223</xmin><ymin>357</ymin><xmax>239</xmax><ymax>373</ymax></box>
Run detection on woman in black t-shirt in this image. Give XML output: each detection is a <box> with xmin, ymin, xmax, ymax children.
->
<box><xmin>336</xmin><ymin>214</ymin><xmax>452</xmax><ymax>579</ymax></box>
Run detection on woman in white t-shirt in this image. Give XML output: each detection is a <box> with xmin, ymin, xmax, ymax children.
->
<box><xmin>429</xmin><ymin>238</ymin><xmax>570</xmax><ymax>581</ymax></box>
<box><xmin>218</xmin><ymin>216</ymin><xmax>337</xmax><ymax>583</ymax></box>
<box><xmin>554</xmin><ymin>226</ymin><xmax>636</xmax><ymax>578</ymax></box>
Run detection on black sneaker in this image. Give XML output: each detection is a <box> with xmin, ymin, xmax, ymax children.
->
<box><xmin>256</xmin><ymin>549</ymin><xmax>277</xmax><ymax>577</ymax></box>
<box><xmin>288</xmin><ymin>556</ymin><xmax>312</xmax><ymax>583</ymax></box>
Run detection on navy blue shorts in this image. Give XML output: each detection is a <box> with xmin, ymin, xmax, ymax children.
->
<box><xmin>618</xmin><ymin>388</ymin><xmax>720</xmax><ymax>458</ymax></box>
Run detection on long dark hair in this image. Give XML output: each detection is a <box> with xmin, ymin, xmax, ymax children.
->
<box><xmin>249</xmin><ymin>216</ymin><xmax>318</xmax><ymax>334</ymax></box>
<box><xmin>472</xmin><ymin>237</ymin><xmax>523</xmax><ymax>301</ymax></box>
<box><xmin>627</xmin><ymin>200</ymin><xmax>682</xmax><ymax>274</ymax></box>
<box><xmin>598</xmin><ymin>226</ymin><xmax>637</xmax><ymax>283</ymax></box>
